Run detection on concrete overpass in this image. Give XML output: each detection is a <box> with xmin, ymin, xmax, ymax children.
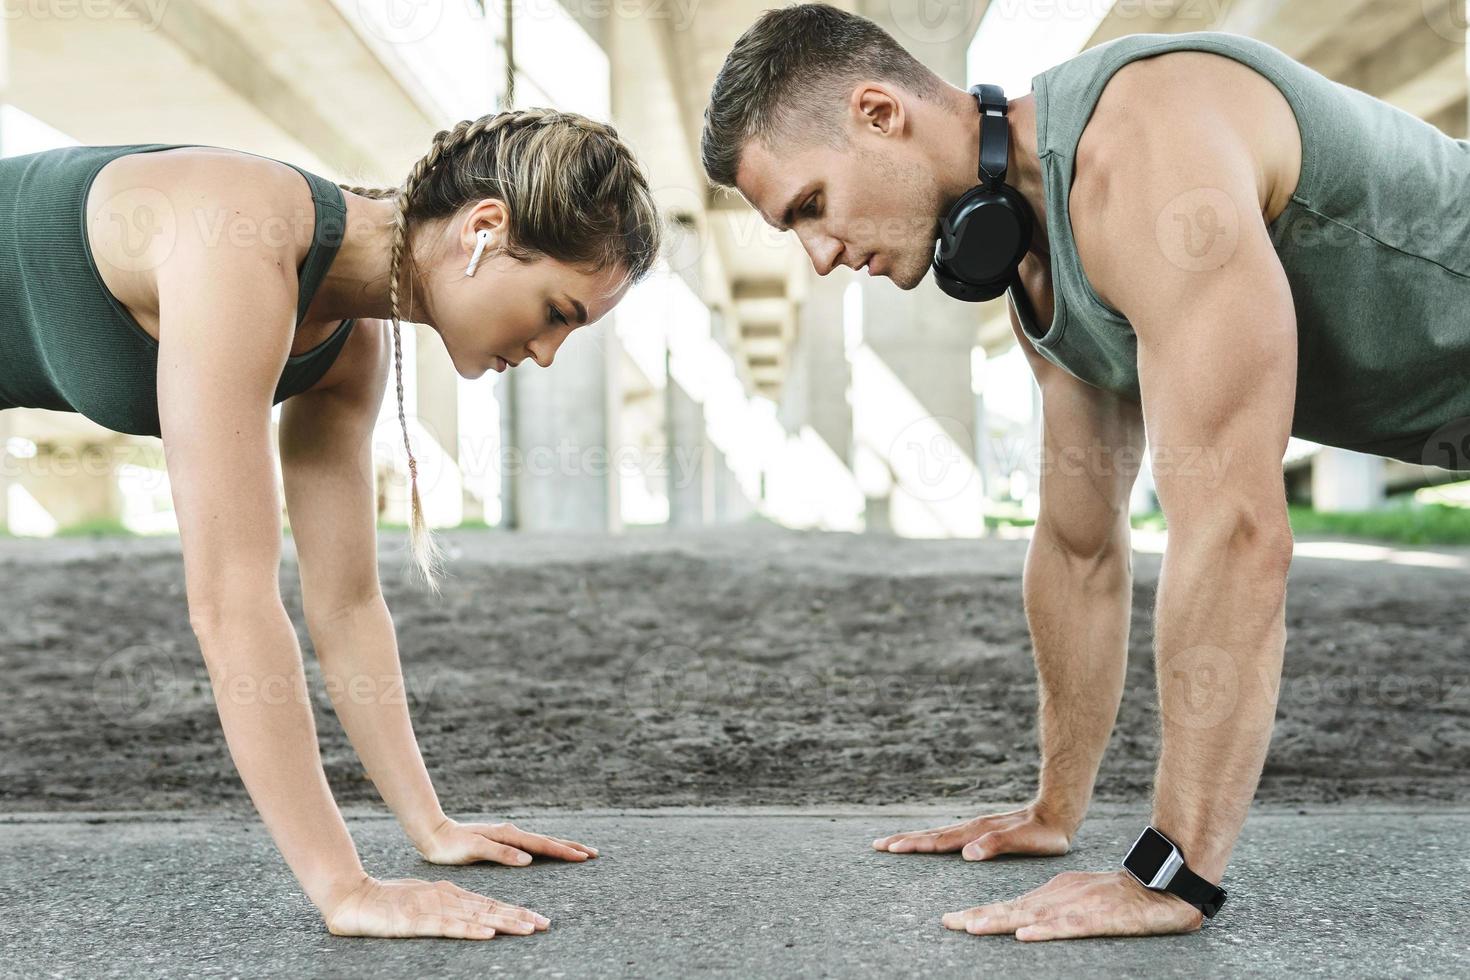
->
<box><xmin>0</xmin><ymin>0</ymin><xmax>1465</xmax><ymax>537</ymax></box>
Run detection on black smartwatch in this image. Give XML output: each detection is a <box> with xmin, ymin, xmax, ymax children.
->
<box><xmin>1122</xmin><ymin>825</ymin><xmax>1228</xmax><ymax>918</ymax></box>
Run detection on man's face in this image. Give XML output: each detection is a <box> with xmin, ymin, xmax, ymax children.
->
<box><xmin>733</xmin><ymin>112</ymin><xmax>944</xmax><ymax>291</ymax></box>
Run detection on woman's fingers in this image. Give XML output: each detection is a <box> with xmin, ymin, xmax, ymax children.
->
<box><xmin>414</xmin><ymin>914</ymin><xmax>497</xmax><ymax>941</ymax></box>
<box><xmin>444</xmin><ymin>883</ymin><xmax>550</xmax><ymax>931</ymax></box>
<box><xmin>449</xmin><ymin>900</ymin><xmax>537</xmax><ymax>936</ymax></box>
<box><xmin>544</xmin><ymin>834</ymin><xmax>599</xmax><ymax>858</ymax></box>
<box><xmin>327</xmin><ymin>877</ymin><xmax>553</xmax><ymax>940</ymax></box>
<box><xmin>474</xmin><ymin>823</ymin><xmax>598</xmax><ymax>862</ymax></box>
<box><xmin>468</xmin><ymin>835</ymin><xmax>534</xmax><ymax>866</ymax></box>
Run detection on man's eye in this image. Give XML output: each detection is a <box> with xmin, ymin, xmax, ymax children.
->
<box><xmin>549</xmin><ymin>306</ymin><xmax>567</xmax><ymax>325</ymax></box>
<box><xmin>802</xmin><ymin>197</ymin><xmax>820</xmax><ymax>217</ymax></box>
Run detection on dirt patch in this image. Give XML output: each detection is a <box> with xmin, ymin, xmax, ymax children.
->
<box><xmin>1</xmin><ymin>527</ymin><xmax>1466</xmax><ymax>812</ymax></box>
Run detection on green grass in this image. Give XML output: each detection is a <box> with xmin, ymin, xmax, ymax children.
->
<box><xmin>55</xmin><ymin>517</ymin><xmax>135</xmax><ymax>538</ymax></box>
<box><xmin>1130</xmin><ymin>502</ymin><xmax>1470</xmax><ymax>546</ymax></box>
<box><xmin>1284</xmin><ymin>502</ymin><xmax>1470</xmax><ymax>545</ymax></box>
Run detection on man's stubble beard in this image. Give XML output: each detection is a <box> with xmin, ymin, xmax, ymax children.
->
<box><xmin>867</xmin><ymin>147</ymin><xmax>943</xmax><ymax>290</ymax></box>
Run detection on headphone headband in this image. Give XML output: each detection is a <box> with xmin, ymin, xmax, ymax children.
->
<box><xmin>972</xmin><ymin>83</ymin><xmax>1010</xmax><ymax>188</ymax></box>
<box><xmin>930</xmin><ymin>82</ymin><xmax>1034</xmax><ymax>304</ymax></box>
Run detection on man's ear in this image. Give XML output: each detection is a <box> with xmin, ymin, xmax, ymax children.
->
<box><xmin>851</xmin><ymin>82</ymin><xmax>905</xmax><ymax>138</ymax></box>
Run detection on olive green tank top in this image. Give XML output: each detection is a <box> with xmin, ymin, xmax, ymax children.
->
<box><xmin>0</xmin><ymin>143</ymin><xmax>356</xmax><ymax>437</ymax></box>
<box><xmin>1025</xmin><ymin>31</ymin><xmax>1470</xmax><ymax>465</ymax></box>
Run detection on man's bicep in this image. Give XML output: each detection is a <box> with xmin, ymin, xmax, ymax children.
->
<box><xmin>1094</xmin><ymin>115</ymin><xmax>1298</xmax><ymax>544</ymax></box>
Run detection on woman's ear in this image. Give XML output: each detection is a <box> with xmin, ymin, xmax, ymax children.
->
<box><xmin>464</xmin><ymin>198</ymin><xmax>511</xmax><ymax>249</ymax></box>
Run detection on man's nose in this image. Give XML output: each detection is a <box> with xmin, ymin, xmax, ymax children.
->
<box><xmin>802</xmin><ymin>232</ymin><xmax>844</xmax><ymax>277</ymax></box>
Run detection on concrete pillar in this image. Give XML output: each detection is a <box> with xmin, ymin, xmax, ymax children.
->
<box><xmin>504</xmin><ymin>322</ymin><xmax>621</xmax><ymax>532</ymax></box>
<box><xmin>1311</xmin><ymin>447</ymin><xmax>1386</xmax><ymax>513</ymax></box>
<box><xmin>782</xmin><ymin>271</ymin><xmax>853</xmax><ymax>465</ymax></box>
<box><xmin>14</xmin><ymin>441</ymin><xmax>125</xmax><ymax>531</ymax></box>
<box><xmin>713</xmin><ymin>450</ymin><xmax>753</xmax><ymax>524</ymax></box>
<box><xmin>843</xmin><ymin>2</ymin><xmax>987</xmax><ymax>538</ymax></box>
<box><xmin>853</xmin><ymin>277</ymin><xmax>987</xmax><ymax>537</ymax></box>
<box><xmin>665</xmin><ymin>377</ymin><xmax>709</xmax><ymax>527</ymax></box>
<box><xmin>0</xmin><ymin>414</ymin><xmax>10</xmax><ymax>533</ymax></box>
<box><xmin>414</xmin><ymin>326</ymin><xmax>464</xmax><ymax>525</ymax></box>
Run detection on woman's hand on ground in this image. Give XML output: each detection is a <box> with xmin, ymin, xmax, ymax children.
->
<box><xmin>323</xmin><ymin>876</ymin><xmax>550</xmax><ymax>939</ymax></box>
<box><xmin>871</xmin><ymin>802</ymin><xmax>1075</xmax><ymax>860</ymax></box>
<box><xmin>415</xmin><ymin>818</ymin><xmax>599</xmax><ymax>866</ymax></box>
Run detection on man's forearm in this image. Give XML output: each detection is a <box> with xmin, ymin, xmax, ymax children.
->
<box><xmin>307</xmin><ymin>595</ymin><xmax>447</xmax><ymax>847</ymax></box>
<box><xmin>195</xmin><ymin>600</ymin><xmax>365</xmax><ymax>912</ymax></box>
<box><xmin>1151</xmin><ymin>527</ymin><xmax>1290</xmax><ymax>883</ymax></box>
<box><xmin>1023</xmin><ymin>525</ymin><xmax>1133</xmax><ymax>830</ymax></box>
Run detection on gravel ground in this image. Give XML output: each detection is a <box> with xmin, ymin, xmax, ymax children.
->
<box><xmin>1</xmin><ymin>525</ymin><xmax>1467</xmax><ymax>813</ymax></box>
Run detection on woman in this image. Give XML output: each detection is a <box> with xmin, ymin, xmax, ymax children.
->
<box><xmin>0</xmin><ymin>108</ymin><xmax>662</xmax><ymax>938</ymax></box>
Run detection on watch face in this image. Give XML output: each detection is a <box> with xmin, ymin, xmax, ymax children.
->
<box><xmin>1123</xmin><ymin>827</ymin><xmax>1177</xmax><ymax>884</ymax></box>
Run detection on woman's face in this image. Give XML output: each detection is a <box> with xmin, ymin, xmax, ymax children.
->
<box><xmin>425</xmin><ymin>201</ymin><xmax>632</xmax><ymax>378</ymax></box>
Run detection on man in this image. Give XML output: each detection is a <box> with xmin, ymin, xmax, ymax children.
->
<box><xmin>700</xmin><ymin>3</ymin><xmax>1470</xmax><ymax>941</ymax></box>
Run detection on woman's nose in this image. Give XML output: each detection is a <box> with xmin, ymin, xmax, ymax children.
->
<box><xmin>527</xmin><ymin>324</ymin><xmax>574</xmax><ymax>368</ymax></box>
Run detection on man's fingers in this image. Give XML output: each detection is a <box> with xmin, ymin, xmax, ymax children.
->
<box><xmin>961</xmin><ymin>830</ymin><xmax>1019</xmax><ymax>861</ymax></box>
<box><xmin>873</xmin><ymin>825</ymin><xmax>972</xmax><ymax>853</ymax></box>
<box><xmin>943</xmin><ymin>901</ymin><xmax>1043</xmax><ymax>936</ymax></box>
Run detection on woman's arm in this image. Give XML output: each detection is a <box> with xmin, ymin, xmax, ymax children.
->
<box><xmin>155</xmin><ymin>226</ymin><xmax>366</xmax><ymax>916</ymax></box>
<box><xmin>277</xmin><ymin>318</ymin><xmax>596</xmax><ymax>866</ymax></box>
<box><xmin>151</xmin><ymin>173</ymin><xmax>545</xmax><ymax>939</ymax></box>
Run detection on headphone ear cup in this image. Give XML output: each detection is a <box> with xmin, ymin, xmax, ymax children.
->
<box><xmin>931</xmin><ymin>184</ymin><xmax>1035</xmax><ymax>303</ymax></box>
<box><xmin>932</xmin><ymin>264</ymin><xmax>1011</xmax><ymax>302</ymax></box>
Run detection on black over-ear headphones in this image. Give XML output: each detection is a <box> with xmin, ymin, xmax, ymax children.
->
<box><xmin>931</xmin><ymin>83</ymin><xmax>1035</xmax><ymax>303</ymax></box>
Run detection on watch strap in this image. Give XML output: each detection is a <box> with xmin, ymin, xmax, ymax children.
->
<box><xmin>1165</xmin><ymin>864</ymin><xmax>1228</xmax><ymax>918</ymax></box>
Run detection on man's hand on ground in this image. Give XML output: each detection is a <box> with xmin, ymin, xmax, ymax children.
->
<box><xmin>871</xmin><ymin>803</ymin><xmax>1075</xmax><ymax>860</ymax></box>
<box><xmin>942</xmin><ymin>870</ymin><xmax>1203</xmax><ymax>941</ymax></box>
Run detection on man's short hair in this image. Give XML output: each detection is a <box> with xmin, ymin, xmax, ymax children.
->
<box><xmin>700</xmin><ymin>3</ymin><xmax>943</xmax><ymax>189</ymax></box>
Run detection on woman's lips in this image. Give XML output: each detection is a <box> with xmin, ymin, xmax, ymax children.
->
<box><xmin>491</xmin><ymin>355</ymin><xmax>508</xmax><ymax>373</ymax></box>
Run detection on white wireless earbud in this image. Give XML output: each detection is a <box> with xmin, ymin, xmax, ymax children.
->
<box><xmin>464</xmin><ymin>229</ymin><xmax>492</xmax><ymax>276</ymax></box>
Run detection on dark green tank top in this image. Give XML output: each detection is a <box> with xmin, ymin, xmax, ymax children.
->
<box><xmin>1026</xmin><ymin>32</ymin><xmax>1470</xmax><ymax>466</ymax></box>
<box><xmin>0</xmin><ymin>142</ymin><xmax>356</xmax><ymax>437</ymax></box>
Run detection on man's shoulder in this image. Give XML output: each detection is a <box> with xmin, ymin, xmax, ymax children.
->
<box><xmin>1071</xmin><ymin>46</ymin><xmax>1299</xmax><ymax>229</ymax></box>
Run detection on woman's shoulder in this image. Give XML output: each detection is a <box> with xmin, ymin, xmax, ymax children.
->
<box><xmin>88</xmin><ymin>145</ymin><xmax>319</xmax><ymax>277</ymax></box>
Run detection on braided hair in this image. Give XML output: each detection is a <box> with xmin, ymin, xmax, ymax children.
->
<box><xmin>341</xmin><ymin>108</ymin><xmax>663</xmax><ymax>592</ymax></box>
